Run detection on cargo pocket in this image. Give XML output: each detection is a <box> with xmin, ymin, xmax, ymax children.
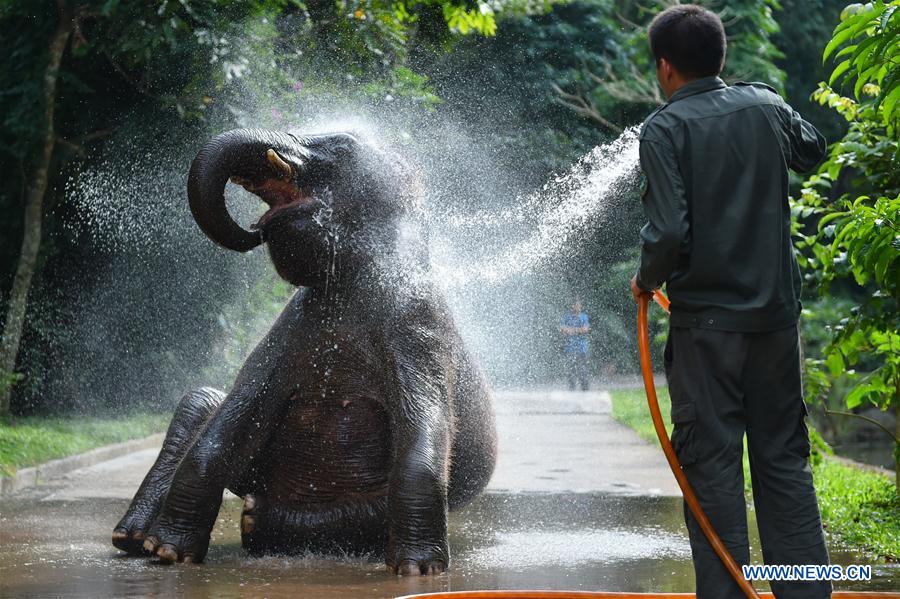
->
<box><xmin>669</xmin><ymin>400</ymin><xmax>698</xmax><ymax>467</ymax></box>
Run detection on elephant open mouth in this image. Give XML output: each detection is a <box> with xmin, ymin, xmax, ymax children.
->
<box><xmin>229</xmin><ymin>150</ymin><xmax>319</xmax><ymax>230</ymax></box>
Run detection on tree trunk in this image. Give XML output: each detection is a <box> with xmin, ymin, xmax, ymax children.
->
<box><xmin>0</xmin><ymin>1</ymin><xmax>72</xmax><ymax>415</ymax></box>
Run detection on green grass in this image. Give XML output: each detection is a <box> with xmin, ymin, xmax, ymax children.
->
<box><xmin>814</xmin><ymin>459</ymin><xmax>900</xmax><ymax>558</ymax></box>
<box><xmin>0</xmin><ymin>413</ymin><xmax>169</xmax><ymax>477</ymax></box>
<box><xmin>610</xmin><ymin>387</ymin><xmax>673</xmax><ymax>442</ymax></box>
<box><xmin>610</xmin><ymin>387</ymin><xmax>899</xmax><ymax>559</ymax></box>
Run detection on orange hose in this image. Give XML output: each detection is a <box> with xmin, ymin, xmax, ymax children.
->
<box><xmin>395</xmin><ymin>593</ymin><xmax>899</xmax><ymax>599</ymax></box>
<box><xmin>637</xmin><ymin>291</ymin><xmax>759</xmax><ymax>599</ymax></box>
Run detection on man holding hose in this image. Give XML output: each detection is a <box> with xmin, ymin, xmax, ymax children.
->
<box><xmin>629</xmin><ymin>5</ymin><xmax>831</xmax><ymax>598</ymax></box>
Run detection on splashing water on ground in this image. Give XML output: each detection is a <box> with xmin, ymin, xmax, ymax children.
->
<box><xmin>428</xmin><ymin>126</ymin><xmax>641</xmax><ymax>289</ymax></box>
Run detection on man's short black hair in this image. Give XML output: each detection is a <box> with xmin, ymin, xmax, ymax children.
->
<box><xmin>648</xmin><ymin>4</ymin><xmax>726</xmax><ymax>78</ymax></box>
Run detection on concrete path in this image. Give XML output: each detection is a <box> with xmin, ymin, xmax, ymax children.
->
<box><xmin>489</xmin><ymin>390</ymin><xmax>679</xmax><ymax>495</ymax></box>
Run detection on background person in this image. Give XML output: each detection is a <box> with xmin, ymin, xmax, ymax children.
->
<box><xmin>559</xmin><ymin>300</ymin><xmax>590</xmax><ymax>391</ymax></box>
<box><xmin>629</xmin><ymin>5</ymin><xmax>831</xmax><ymax>598</ymax></box>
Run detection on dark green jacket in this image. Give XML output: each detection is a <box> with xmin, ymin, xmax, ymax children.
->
<box><xmin>636</xmin><ymin>76</ymin><xmax>826</xmax><ymax>332</ymax></box>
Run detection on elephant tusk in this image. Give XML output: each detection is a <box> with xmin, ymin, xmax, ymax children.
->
<box><xmin>266</xmin><ymin>149</ymin><xmax>292</xmax><ymax>180</ymax></box>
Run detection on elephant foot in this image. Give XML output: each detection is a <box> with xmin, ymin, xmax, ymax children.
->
<box><xmin>386</xmin><ymin>544</ymin><xmax>448</xmax><ymax>576</ymax></box>
<box><xmin>112</xmin><ymin>502</ymin><xmax>159</xmax><ymax>555</ymax></box>
<box><xmin>142</xmin><ymin>513</ymin><xmax>213</xmax><ymax>564</ymax></box>
<box><xmin>388</xmin><ymin>559</ymin><xmax>446</xmax><ymax>576</ymax></box>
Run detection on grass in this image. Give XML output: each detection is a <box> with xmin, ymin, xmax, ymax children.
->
<box><xmin>814</xmin><ymin>458</ymin><xmax>900</xmax><ymax>558</ymax></box>
<box><xmin>610</xmin><ymin>387</ymin><xmax>672</xmax><ymax>442</ymax></box>
<box><xmin>0</xmin><ymin>413</ymin><xmax>169</xmax><ymax>477</ymax></box>
<box><xmin>610</xmin><ymin>387</ymin><xmax>899</xmax><ymax>560</ymax></box>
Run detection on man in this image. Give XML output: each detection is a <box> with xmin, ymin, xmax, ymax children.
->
<box><xmin>629</xmin><ymin>5</ymin><xmax>830</xmax><ymax>599</ymax></box>
<box><xmin>560</xmin><ymin>300</ymin><xmax>590</xmax><ymax>391</ymax></box>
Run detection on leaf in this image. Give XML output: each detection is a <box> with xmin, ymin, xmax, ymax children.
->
<box><xmin>817</xmin><ymin>211</ymin><xmax>847</xmax><ymax>231</ymax></box>
<box><xmin>830</xmin><ymin>59</ymin><xmax>853</xmax><ymax>86</ymax></box>
<box><xmin>851</xmin><ymin>35</ymin><xmax>881</xmax><ymax>70</ymax></box>
<box><xmin>824</xmin><ymin>25</ymin><xmax>862</xmax><ymax>63</ymax></box>
<box><xmin>882</xmin><ymin>80</ymin><xmax>900</xmax><ymax>121</ymax></box>
<box><xmin>874</xmin><ymin>237</ymin><xmax>898</xmax><ymax>284</ymax></box>
<box><xmin>855</xmin><ymin>62</ymin><xmax>883</xmax><ymax>98</ymax></box>
<box><xmin>826</xmin><ymin>351</ymin><xmax>845</xmax><ymax>378</ymax></box>
<box><xmin>880</xmin><ymin>4</ymin><xmax>897</xmax><ymax>30</ymax></box>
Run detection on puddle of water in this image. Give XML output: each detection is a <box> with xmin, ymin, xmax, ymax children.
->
<box><xmin>0</xmin><ymin>492</ymin><xmax>896</xmax><ymax>598</ymax></box>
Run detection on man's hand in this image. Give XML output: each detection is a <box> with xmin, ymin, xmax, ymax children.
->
<box><xmin>630</xmin><ymin>276</ymin><xmax>651</xmax><ymax>303</ymax></box>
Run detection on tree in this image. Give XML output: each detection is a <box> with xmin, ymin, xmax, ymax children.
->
<box><xmin>0</xmin><ymin>0</ymin><xmax>72</xmax><ymax>414</ymax></box>
<box><xmin>792</xmin><ymin>0</ymin><xmax>899</xmax><ymax>486</ymax></box>
<box><xmin>550</xmin><ymin>0</ymin><xmax>787</xmax><ymax>130</ymax></box>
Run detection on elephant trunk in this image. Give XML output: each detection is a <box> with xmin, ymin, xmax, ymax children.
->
<box><xmin>187</xmin><ymin>128</ymin><xmax>299</xmax><ymax>252</ymax></box>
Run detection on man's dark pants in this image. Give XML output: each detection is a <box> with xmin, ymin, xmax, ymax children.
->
<box><xmin>665</xmin><ymin>325</ymin><xmax>831</xmax><ymax>599</ymax></box>
<box><xmin>565</xmin><ymin>351</ymin><xmax>589</xmax><ymax>391</ymax></box>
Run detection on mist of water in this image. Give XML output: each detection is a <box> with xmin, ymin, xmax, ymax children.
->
<box><xmin>28</xmin><ymin>37</ymin><xmax>644</xmax><ymax>412</ymax></box>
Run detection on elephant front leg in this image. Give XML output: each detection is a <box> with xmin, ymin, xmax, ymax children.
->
<box><xmin>385</xmin><ymin>423</ymin><xmax>452</xmax><ymax>576</ymax></box>
<box><xmin>113</xmin><ymin>387</ymin><xmax>225</xmax><ymax>555</ymax></box>
<box><xmin>383</xmin><ymin>319</ymin><xmax>454</xmax><ymax>576</ymax></box>
<box><xmin>140</xmin><ymin>439</ymin><xmax>227</xmax><ymax>563</ymax></box>
<box><xmin>142</xmin><ymin>388</ymin><xmax>282</xmax><ymax>564</ymax></box>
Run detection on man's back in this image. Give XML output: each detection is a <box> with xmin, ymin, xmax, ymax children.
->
<box><xmin>637</xmin><ymin>76</ymin><xmax>826</xmax><ymax>331</ymax></box>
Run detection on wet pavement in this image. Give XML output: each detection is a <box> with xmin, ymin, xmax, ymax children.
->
<box><xmin>1</xmin><ymin>391</ymin><xmax>897</xmax><ymax>598</ymax></box>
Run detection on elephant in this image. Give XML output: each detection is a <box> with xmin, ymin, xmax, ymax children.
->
<box><xmin>111</xmin><ymin>128</ymin><xmax>497</xmax><ymax>575</ymax></box>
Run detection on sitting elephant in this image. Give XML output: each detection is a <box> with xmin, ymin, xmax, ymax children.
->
<box><xmin>112</xmin><ymin>129</ymin><xmax>497</xmax><ymax>575</ymax></box>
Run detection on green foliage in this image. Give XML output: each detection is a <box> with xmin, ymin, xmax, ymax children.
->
<box><xmin>809</xmin><ymin>425</ymin><xmax>835</xmax><ymax>467</ymax></box>
<box><xmin>814</xmin><ymin>458</ymin><xmax>899</xmax><ymax>558</ymax></box>
<box><xmin>0</xmin><ymin>412</ymin><xmax>169</xmax><ymax>477</ymax></box>
<box><xmin>773</xmin><ymin>0</ymin><xmax>848</xmax><ymax>141</ymax></box>
<box><xmin>823</xmin><ymin>1</ymin><xmax>900</xmax><ymax>126</ymax></box>
<box><xmin>579</xmin><ymin>0</ymin><xmax>787</xmax><ymax>114</ymax></box>
<box><xmin>792</xmin><ymin>2</ymin><xmax>899</xmax><ymax>464</ymax></box>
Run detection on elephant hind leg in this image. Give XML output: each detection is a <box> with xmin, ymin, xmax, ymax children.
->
<box><xmin>112</xmin><ymin>387</ymin><xmax>225</xmax><ymax>555</ymax></box>
<box><xmin>241</xmin><ymin>493</ymin><xmax>388</xmax><ymax>556</ymax></box>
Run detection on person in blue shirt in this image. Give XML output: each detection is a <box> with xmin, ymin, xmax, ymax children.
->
<box><xmin>560</xmin><ymin>300</ymin><xmax>590</xmax><ymax>391</ymax></box>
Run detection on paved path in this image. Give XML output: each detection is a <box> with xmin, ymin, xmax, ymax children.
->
<box><xmin>489</xmin><ymin>390</ymin><xmax>679</xmax><ymax>495</ymax></box>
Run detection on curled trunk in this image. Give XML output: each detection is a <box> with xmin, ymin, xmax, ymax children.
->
<box><xmin>187</xmin><ymin>128</ymin><xmax>299</xmax><ymax>252</ymax></box>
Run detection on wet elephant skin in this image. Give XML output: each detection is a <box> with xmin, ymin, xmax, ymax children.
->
<box><xmin>112</xmin><ymin>128</ymin><xmax>498</xmax><ymax>576</ymax></box>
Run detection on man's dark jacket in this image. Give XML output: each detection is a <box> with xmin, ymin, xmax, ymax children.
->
<box><xmin>636</xmin><ymin>76</ymin><xmax>826</xmax><ymax>332</ymax></box>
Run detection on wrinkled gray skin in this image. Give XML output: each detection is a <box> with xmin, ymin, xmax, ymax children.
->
<box><xmin>112</xmin><ymin>129</ymin><xmax>497</xmax><ymax>575</ymax></box>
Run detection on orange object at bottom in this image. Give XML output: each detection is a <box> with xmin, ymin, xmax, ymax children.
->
<box><xmin>396</xmin><ymin>591</ymin><xmax>900</xmax><ymax>599</ymax></box>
